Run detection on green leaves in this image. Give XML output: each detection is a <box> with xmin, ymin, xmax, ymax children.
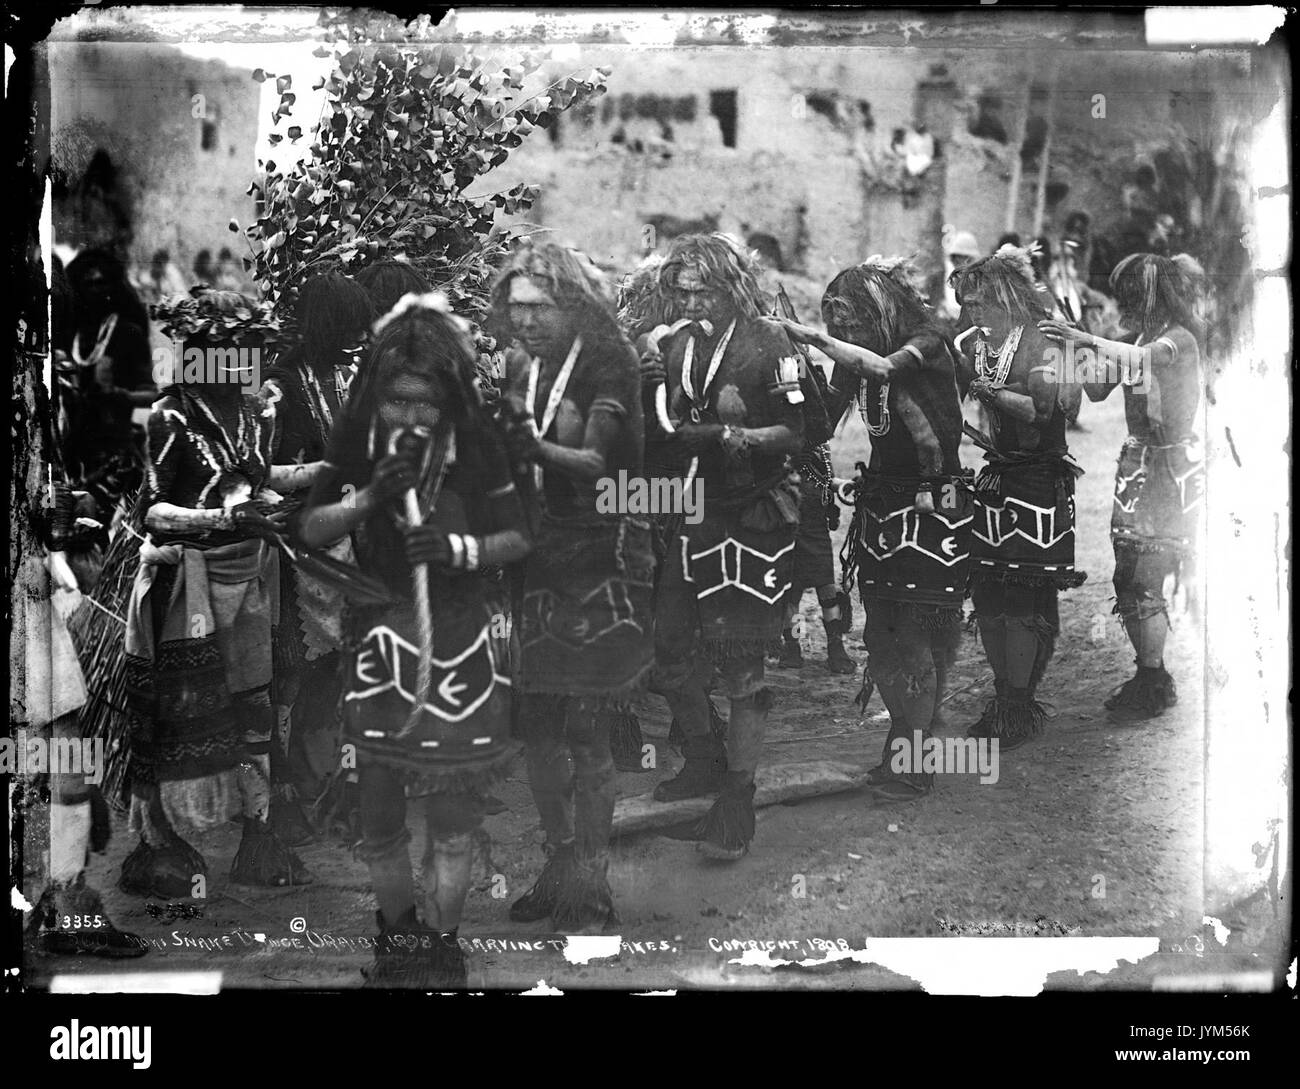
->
<box><xmin>246</xmin><ymin>11</ymin><xmax>609</xmax><ymax>315</ymax></box>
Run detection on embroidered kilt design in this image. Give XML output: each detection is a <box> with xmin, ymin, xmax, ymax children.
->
<box><xmin>971</xmin><ymin>460</ymin><xmax>1086</xmax><ymax>588</ymax></box>
<box><xmin>518</xmin><ymin>513</ymin><xmax>656</xmax><ymax>698</ymax></box>
<box><xmin>853</xmin><ymin>475</ymin><xmax>973</xmax><ymax>611</ymax></box>
<box><xmin>673</xmin><ymin>506</ymin><xmax>797</xmax><ymax>649</ymax></box>
<box><xmin>343</xmin><ymin>598</ymin><xmax>515</xmax><ymax>782</ymax></box>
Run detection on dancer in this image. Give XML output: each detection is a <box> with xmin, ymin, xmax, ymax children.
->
<box><xmin>781</xmin><ymin>257</ymin><xmax>971</xmax><ymax>796</ymax></box>
<box><xmin>259</xmin><ymin>272</ymin><xmax>373</xmax><ymax>843</ymax></box>
<box><xmin>950</xmin><ymin>246</ymin><xmax>1087</xmax><ymax>749</ymax></box>
<box><xmin>57</xmin><ymin>249</ymin><xmax>156</xmax><ymax>520</ymax></box>
<box><xmin>1039</xmin><ymin>253</ymin><xmax>1205</xmax><ymax>721</ymax></box>
<box><xmin>615</xmin><ymin>256</ymin><xmax>727</xmax><ymax>769</ymax></box>
<box><xmin>494</xmin><ymin>242</ymin><xmax>655</xmax><ymax>928</ymax></box>
<box><xmin>120</xmin><ymin>288</ymin><xmax>311</xmax><ymax>896</ymax></box>
<box><xmin>21</xmin><ymin>483</ymin><xmax>145</xmax><ymax>958</ymax></box>
<box><xmin>298</xmin><ymin>293</ymin><xmax>530</xmax><ymax>986</ymax></box>
<box><xmin>646</xmin><ymin>233</ymin><xmax>804</xmax><ymax>859</ymax></box>
<box><xmin>776</xmin><ymin>435</ymin><xmax>856</xmax><ymax>675</ymax></box>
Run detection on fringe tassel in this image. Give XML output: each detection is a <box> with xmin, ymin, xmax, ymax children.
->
<box><xmin>385</xmin><ymin>745</ymin><xmax>519</xmax><ymax>794</ymax></box>
<box><xmin>518</xmin><ymin>664</ymin><xmax>652</xmax><ymax>707</ymax></box>
<box><xmin>839</xmin><ymin>502</ymin><xmax>867</xmax><ymax>595</ymax></box>
<box><xmin>690</xmin><ymin>782</ymin><xmax>755</xmax><ymax>853</ymax></box>
<box><xmin>914</xmin><ymin>607</ymin><xmax>964</xmax><ymax>633</ymax></box>
<box><xmin>119</xmin><ymin>833</ymin><xmax>208</xmax><ymax>899</ymax></box>
<box><xmin>510</xmin><ymin>846</ymin><xmax>580</xmax><ymax>923</ymax></box>
<box><xmin>701</xmin><ymin>638</ymin><xmax>776</xmax><ymax>665</ymax></box>
<box><xmin>609</xmin><ymin>705</ymin><xmax>647</xmax><ymax>771</ymax></box>
<box><xmin>970</xmin><ymin>568</ymin><xmax>1088</xmax><ymax>591</ymax></box>
<box><xmin>1112</xmin><ymin>536</ymin><xmax>1192</xmax><ymax>557</ymax></box>
<box><xmin>551</xmin><ymin>858</ymin><xmax>616</xmax><ymax>931</ymax></box>
<box><xmin>854</xmin><ymin>664</ymin><xmax>875</xmax><ymax>712</ymax></box>
<box><xmin>230</xmin><ymin>819</ymin><xmax>312</xmax><ymax>887</ymax></box>
<box><xmin>992</xmin><ymin>699</ymin><xmax>1048</xmax><ymax>744</ymax></box>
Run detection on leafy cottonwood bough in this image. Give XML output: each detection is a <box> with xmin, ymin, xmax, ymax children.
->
<box><xmin>243</xmin><ymin>9</ymin><xmax>610</xmax><ymax>317</ymax></box>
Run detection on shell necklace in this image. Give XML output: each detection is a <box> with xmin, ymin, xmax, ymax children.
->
<box><xmin>681</xmin><ymin>319</ymin><xmax>737</xmax><ymax>421</ymax></box>
<box><xmin>859</xmin><ymin>381</ymin><xmax>891</xmax><ymax>437</ymax></box>
<box><xmin>975</xmin><ymin>325</ymin><xmax>1023</xmax><ymax>386</ymax></box>
<box><xmin>525</xmin><ymin>334</ymin><xmax>584</xmax><ymax>488</ymax></box>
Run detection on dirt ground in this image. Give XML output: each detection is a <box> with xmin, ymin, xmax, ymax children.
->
<box><xmin>23</xmin><ymin>392</ymin><xmax>1283</xmax><ymax>992</ymax></box>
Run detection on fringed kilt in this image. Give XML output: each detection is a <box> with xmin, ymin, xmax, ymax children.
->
<box><xmin>1110</xmin><ymin>436</ymin><xmax>1203</xmax><ymax>558</ymax></box>
<box><xmin>342</xmin><ymin>593</ymin><xmax>516</xmax><ymax>793</ymax></box>
<box><xmin>518</xmin><ymin>513</ymin><xmax>656</xmax><ymax>700</ymax></box>
<box><xmin>971</xmin><ymin>454</ymin><xmax>1088</xmax><ymax>590</ymax></box>
<box><xmin>845</xmin><ymin>471</ymin><xmax>973</xmax><ymax>629</ymax></box>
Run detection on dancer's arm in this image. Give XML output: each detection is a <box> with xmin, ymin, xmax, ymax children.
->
<box><xmin>779</xmin><ymin>318</ymin><xmax>929</xmax><ymax>383</ymax></box>
<box><xmin>297</xmin><ymin>455</ymin><xmax>412</xmax><ymax>549</ymax></box>
<box><xmin>267</xmin><ymin>461</ymin><xmax>325</xmax><ymax>492</ymax></box>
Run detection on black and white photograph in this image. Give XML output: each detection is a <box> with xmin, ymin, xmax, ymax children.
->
<box><xmin>4</xmin><ymin>1</ymin><xmax>1293</xmax><ymax>1059</ymax></box>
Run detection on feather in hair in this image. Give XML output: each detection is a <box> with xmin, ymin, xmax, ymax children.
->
<box><xmin>993</xmin><ymin>243</ymin><xmax>1037</xmax><ymax>282</ymax></box>
<box><xmin>371</xmin><ymin>291</ymin><xmax>462</xmax><ymax>338</ymax></box>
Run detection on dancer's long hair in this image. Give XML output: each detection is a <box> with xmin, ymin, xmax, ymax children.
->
<box><xmin>356</xmin><ymin>259</ymin><xmax>431</xmax><ymax>321</ymax></box>
<box><xmin>295</xmin><ymin>271</ymin><xmax>375</xmax><ymax>362</ymax></box>
<box><xmin>822</xmin><ymin>256</ymin><xmax>949</xmax><ymax>357</ymax></box>
<box><xmin>486</xmin><ymin>240</ymin><xmax>624</xmax><ymax>350</ymax></box>
<box><xmin>657</xmin><ymin>232</ymin><xmax>768</xmax><ymax>321</ymax></box>
<box><xmin>331</xmin><ymin>293</ymin><xmax>485</xmax><ymax>470</ymax></box>
<box><xmin>66</xmin><ymin>247</ymin><xmax>150</xmax><ymax>331</ymax></box>
<box><xmin>1109</xmin><ymin>252</ymin><xmax>1206</xmax><ymax>342</ymax></box>
<box><xmin>948</xmin><ymin>244</ymin><xmax>1053</xmax><ymax>327</ymax></box>
<box><xmin>616</xmin><ymin>253</ymin><xmax>669</xmax><ymax>340</ymax></box>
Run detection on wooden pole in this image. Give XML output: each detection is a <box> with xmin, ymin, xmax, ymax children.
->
<box><xmin>1031</xmin><ymin>73</ymin><xmax>1058</xmax><ymax>238</ymax></box>
<box><xmin>1004</xmin><ymin>80</ymin><xmax>1032</xmax><ymax>235</ymax></box>
<box><xmin>613</xmin><ymin>760</ymin><xmax>871</xmax><ymax>836</ymax></box>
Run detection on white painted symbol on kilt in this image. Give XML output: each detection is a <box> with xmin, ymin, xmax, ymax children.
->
<box><xmin>974</xmin><ymin>496</ymin><xmax>1073</xmax><ymax>549</ymax></box>
<box><xmin>520</xmin><ymin>580</ymin><xmax>642</xmax><ymax>648</ymax></box>
<box><xmin>346</xmin><ymin>624</ymin><xmax>506</xmax><ymax>723</ymax></box>
<box><xmin>1175</xmin><ymin>462</ymin><xmax>1205</xmax><ymax>513</ymax></box>
<box><xmin>1114</xmin><ymin>460</ymin><xmax>1145</xmax><ymax>514</ymax></box>
<box><xmin>686</xmin><ymin>538</ymin><xmax>794</xmax><ymax>603</ymax></box>
<box><xmin>863</xmin><ymin>504</ymin><xmax>972</xmax><ymax>566</ymax></box>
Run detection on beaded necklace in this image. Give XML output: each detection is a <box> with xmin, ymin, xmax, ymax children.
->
<box><xmin>974</xmin><ymin>325</ymin><xmax>1023</xmax><ymax>386</ymax></box>
<box><xmin>858</xmin><ymin>381</ymin><xmax>891</xmax><ymax>437</ymax></box>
